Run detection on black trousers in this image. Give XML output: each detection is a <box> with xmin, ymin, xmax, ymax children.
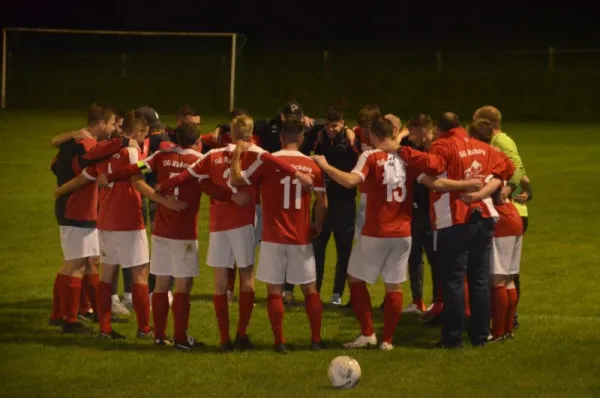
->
<box><xmin>438</xmin><ymin>212</ymin><xmax>494</xmax><ymax>347</ymax></box>
<box><xmin>408</xmin><ymin>214</ymin><xmax>437</xmax><ymax>302</ymax></box>
<box><xmin>313</xmin><ymin>197</ymin><xmax>356</xmax><ymax>295</ymax></box>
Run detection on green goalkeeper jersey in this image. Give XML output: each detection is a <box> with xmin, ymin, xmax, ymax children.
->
<box><xmin>490</xmin><ymin>132</ymin><xmax>528</xmax><ymax>217</ymax></box>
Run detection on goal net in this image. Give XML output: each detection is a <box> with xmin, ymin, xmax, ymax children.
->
<box><xmin>2</xmin><ymin>28</ymin><xmax>240</xmax><ymax>113</ymax></box>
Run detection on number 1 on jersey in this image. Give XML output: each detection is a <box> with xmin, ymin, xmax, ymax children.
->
<box><xmin>106</xmin><ymin>163</ymin><xmax>115</xmax><ymax>189</ymax></box>
<box><xmin>280</xmin><ymin>176</ymin><xmax>301</xmax><ymax>210</ymax></box>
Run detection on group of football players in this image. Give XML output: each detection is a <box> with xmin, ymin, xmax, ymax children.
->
<box><xmin>48</xmin><ymin>100</ymin><xmax>530</xmax><ymax>352</ymax></box>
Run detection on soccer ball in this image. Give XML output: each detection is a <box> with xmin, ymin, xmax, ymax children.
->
<box><xmin>327</xmin><ymin>356</ymin><xmax>361</xmax><ymax>389</ymax></box>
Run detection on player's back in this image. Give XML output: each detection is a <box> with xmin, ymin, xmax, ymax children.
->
<box><xmin>96</xmin><ymin>147</ymin><xmax>144</xmax><ymax>231</ymax></box>
<box><xmin>202</xmin><ymin>144</ymin><xmax>258</xmax><ymax>232</ymax></box>
<box><xmin>355</xmin><ymin>149</ymin><xmax>414</xmax><ymax>238</ymax></box>
<box><xmin>55</xmin><ymin>137</ymin><xmax>100</xmax><ymax>226</ymax></box>
<box><xmin>144</xmin><ymin>146</ymin><xmax>203</xmax><ymax>240</ymax></box>
<box><xmin>261</xmin><ymin>150</ymin><xmax>323</xmax><ymax>245</ymax></box>
<box><xmin>429</xmin><ymin>129</ymin><xmax>502</xmax><ymax>228</ymax></box>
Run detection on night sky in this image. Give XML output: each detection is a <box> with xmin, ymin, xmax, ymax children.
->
<box><xmin>2</xmin><ymin>1</ymin><xmax>597</xmax><ymax>49</ymax></box>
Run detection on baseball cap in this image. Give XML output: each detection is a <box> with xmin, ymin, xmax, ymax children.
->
<box><xmin>279</xmin><ymin>100</ymin><xmax>304</xmax><ymax>119</ymax></box>
<box><xmin>136</xmin><ymin>106</ymin><xmax>165</xmax><ymax>130</ymax></box>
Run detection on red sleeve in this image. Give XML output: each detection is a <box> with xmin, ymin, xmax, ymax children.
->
<box><xmin>261</xmin><ymin>152</ymin><xmax>297</xmax><ymax>176</ymax></box>
<box><xmin>398</xmin><ymin>142</ymin><xmax>448</xmax><ymax>175</ymax></box>
<box><xmin>351</xmin><ymin>151</ymin><xmax>373</xmax><ymax>181</ymax></box>
<box><xmin>240</xmin><ymin>152</ymin><xmax>274</xmax><ymax>185</ymax></box>
<box><xmin>80</xmin><ymin>137</ymin><xmax>125</xmax><ymax>161</ymax></box>
<box><xmin>82</xmin><ymin>164</ymin><xmax>98</xmax><ymax>180</ymax></box>
<box><xmin>107</xmin><ymin>163</ymin><xmax>141</xmax><ymax>182</ymax></box>
<box><xmin>198</xmin><ymin>179</ymin><xmax>232</xmax><ymax>202</ymax></box>
<box><xmin>188</xmin><ymin>156</ymin><xmax>211</xmax><ymax>180</ymax></box>
<box><xmin>491</xmin><ymin>149</ymin><xmax>515</xmax><ymax>181</ymax></box>
<box><xmin>313</xmin><ymin>168</ymin><xmax>326</xmax><ymax>192</ymax></box>
<box><xmin>200</xmin><ymin>133</ymin><xmax>218</xmax><ymax>148</ymax></box>
<box><xmin>251</xmin><ymin>134</ymin><xmax>262</xmax><ymax>147</ymax></box>
<box><xmin>160</xmin><ymin>169</ymin><xmax>192</xmax><ymax>191</ymax></box>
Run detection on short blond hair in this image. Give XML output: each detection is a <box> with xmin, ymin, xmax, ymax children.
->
<box><xmin>473</xmin><ymin>106</ymin><xmax>502</xmax><ymax>130</ymax></box>
<box><xmin>231</xmin><ymin>115</ymin><xmax>254</xmax><ymax>141</ymax></box>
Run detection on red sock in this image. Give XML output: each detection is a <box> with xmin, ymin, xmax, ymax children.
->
<box><xmin>50</xmin><ymin>274</ymin><xmax>64</xmax><ymax>321</ymax></box>
<box><xmin>506</xmin><ymin>288</ymin><xmax>518</xmax><ymax>334</ymax></box>
<box><xmin>132</xmin><ymin>283</ymin><xmax>151</xmax><ymax>334</ymax></box>
<box><xmin>62</xmin><ymin>276</ymin><xmax>82</xmax><ymax>323</ymax></box>
<box><xmin>172</xmin><ymin>293</ymin><xmax>191</xmax><ymax>345</ymax></box>
<box><xmin>97</xmin><ymin>281</ymin><xmax>113</xmax><ymax>334</ymax></box>
<box><xmin>213</xmin><ymin>294</ymin><xmax>230</xmax><ymax>345</ymax></box>
<box><xmin>227</xmin><ymin>267</ymin><xmax>236</xmax><ymax>292</ymax></box>
<box><xmin>82</xmin><ymin>274</ymin><xmax>99</xmax><ymax>315</ymax></box>
<box><xmin>349</xmin><ymin>282</ymin><xmax>374</xmax><ymax>336</ymax></box>
<box><xmin>464</xmin><ymin>279</ymin><xmax>471</xmax><ymax>317</ymax></box>
<box><xmin>152</xmin><ymin>292</ymin><xmax>169</xmax><ymax>340</ymax></box>
<box><xmin>304</xmin><ymin>292</ymin><xmax>323</xmax><ymax>343</ymax></box>
<box><xmin>237</xmin><ymin>290</ymin><xmax>255</xmax><ymax>337</ymax></box>
<box><xmin>382</xmin><ymin>291</ymin><xmax>403</xmax><ymax>344</ymax></box>
<box><xmin>79</xmin><ymin>281</ymin><xmax>91</xmax><ymax>315</ymax></box>
<box><xmin>267</xmin><ymin>294</ymin><xmax>285</xmax><ymax>345</ymax></box>
<box><xmin>491</xmin><ymin>285</ymin><xmax>508</xmax><ymax>338</ymax></box>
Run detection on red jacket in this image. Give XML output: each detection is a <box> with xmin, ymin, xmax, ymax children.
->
<box><xmin>399</xmin><ymin>127</ymin><xmax>514</xmax><ymax>229</ymax></box>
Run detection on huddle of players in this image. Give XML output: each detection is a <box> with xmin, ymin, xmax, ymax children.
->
<box><xmin>49</xmin><ymin>101</ymin><xmax>528</xmax><ymax>352</ymax></box>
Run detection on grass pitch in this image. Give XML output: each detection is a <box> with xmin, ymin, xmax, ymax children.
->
<box><xmin>0</xmin><ymin>111</ymin><xmax>599</xmax><ymax>397</ymax></box>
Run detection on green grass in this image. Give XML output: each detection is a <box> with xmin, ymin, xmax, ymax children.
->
<box><xmin>1</xmin><ymin>111</ymin><xmax>600</xmax><ymax>397</ymax></box>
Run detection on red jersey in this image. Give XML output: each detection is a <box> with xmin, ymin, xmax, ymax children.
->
<box><xmin>354</xmin><ymin>126</ymin><xmax>375</xmax><ymax>195</ymax></box>
<box><xmin>352</xmin><ymin>149</ymin><xmax>415</xmax><ymax>238</ymax></box>
<box><xmin>241</xmin><ymin>149</ymin><xmax>326</xmax><ymax>245</ymax></box>
<box><xmin>53</xmin><ymin>134</ymin><xmax>128</xmax><ymax>227</ymax></box>
<box><xmin>494</xmin><ymin>198</ymin><xmax>523</xmax><ymax>237</ymax></box>
<box><xmin>188</xmin><ymin>143</ymin><xmax>259</xmax><ymax>233</ymax></box>
<box><xmin>84</xmin><ymin>147</ymin><xmax>145</xmax><ymax>232</ymax></box>
<box><xmin>142</xmin><ymin>146</ymin><xmax>204</xmax><ymax>240</ymax></box>
<box><xmin>399</xmin><ymin>127</ymin><xmax>514</xmax><ymax>230</ymax></box>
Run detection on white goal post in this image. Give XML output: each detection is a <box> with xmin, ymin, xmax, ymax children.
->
<box><xmin>1</xmin><ymin>27</ymin><xmax>238</xmax><ymax>110</ymax></box>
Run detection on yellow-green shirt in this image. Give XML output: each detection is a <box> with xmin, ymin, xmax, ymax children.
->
<box><xmin>490</xmin><ymin>132</ymin><xmax>528</xmax><ymax>217</ymax></box>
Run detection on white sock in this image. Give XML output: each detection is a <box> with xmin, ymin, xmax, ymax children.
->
<box><xmin>123</xmin><ymin>293</ymin><xmax>132</xmax><ymax>302</ymax></box>
<box><xmin>111</xmin><ymin>294</ymin><xmax>120</xmax><ymax>304</ymax></box>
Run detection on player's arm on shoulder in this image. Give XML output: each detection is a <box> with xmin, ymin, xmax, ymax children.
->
<box><xmin>131</xmin><ymin>176</ymin><xmax>187</xmax><ymax>211</ymax></box>
<box><xmin>51</xmin><ymin>130</ymin><xmax>91</xmax><ymax>148</ymax></box>
<box><xmin>315</xmin><ymin>151</ymin><xmax>364</xmax><ymax>189</ymax></box>
<box><xmin>229</xmin><ymin>142</ymin><xmax>248</xmax><ymax>187</ymax></box>
<box><xmin>81</xmin><ymin>136</ymin><xmax>134</xmax><ymax>161</ymax></box>
<box><xmin>399</xmin><ymin>140</ymin><xmax>448</xmax><ymax>175</ymax></box>
<box><xmin>418</xmin><ymin>174</ymin><xmax>483</xmax><ymax>192</ymax></box>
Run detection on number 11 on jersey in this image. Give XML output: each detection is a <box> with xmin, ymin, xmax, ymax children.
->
<box><xmin>280</xmin><ymin>176</ymin><xmax>302</xmax><ymax>210</ymax></box>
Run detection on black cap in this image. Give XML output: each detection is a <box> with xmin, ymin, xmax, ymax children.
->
<box><xmin>136</xmin><ymin>106</ymin><xmax>165</xmax><ymax>130</ymax></box>
<box><xmin>279</xmin><ymin>100</ymin><xmax>304</xmax><ymax>119</ymax></box>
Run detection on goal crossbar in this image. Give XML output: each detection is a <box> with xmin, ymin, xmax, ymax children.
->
<box><xmin>1</xmin><ymin>27</ymin><xmax>239</xmax><ymax>110</ymax></box>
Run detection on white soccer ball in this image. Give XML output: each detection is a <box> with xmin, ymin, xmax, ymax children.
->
<box><xmin>327</xmin><ymin>356</ymin><xmax>361</xmax><ymax>389</ymax></box>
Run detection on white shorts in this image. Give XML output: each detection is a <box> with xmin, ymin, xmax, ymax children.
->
<box><xmin>59</xmin><ymin>226</ymin><xmax>100</xmax><ymax>261</ymax></box>
<box><xmin>150</xmin><ymin>235</ymin><xmax>199</xmax><ymax>278</ymax></box>
<box><xmin>100</xmin><ymin>230</ymin><xmax>149</xmax><ymax>268</ymax></box>
<box><xmin>491</xmin><ymin>235</ymin><xmax>523</xmax><ymax>275</ymax></box>
<box><xmin>354</xmin><ymin>193</ymin><xmax>367</xmax><ymax>239</ymax></box>
<box><xmin>256</xmin><ymin>242</ymin><xmax>316</xmax><ymax>285</ymax></box>
<box><xmin>348</xmin><ymin>235</ymin><xmax>411</xmax><ymax>284</ymax></box>
<box><xmin>207</xmin><ymin>225</ymin><xmax>255</xmax><ymax>268</ymax></box>
<box><xmin>254</xmin><ymin>204</ymin><xmax>263</xmax><ymax>246</ymax></box>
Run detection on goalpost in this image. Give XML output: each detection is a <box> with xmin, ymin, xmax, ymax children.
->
<box><xmin>1</xmin><ymin>27</ymin><xmax>239</xmax><ymax>110</ymax></box>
